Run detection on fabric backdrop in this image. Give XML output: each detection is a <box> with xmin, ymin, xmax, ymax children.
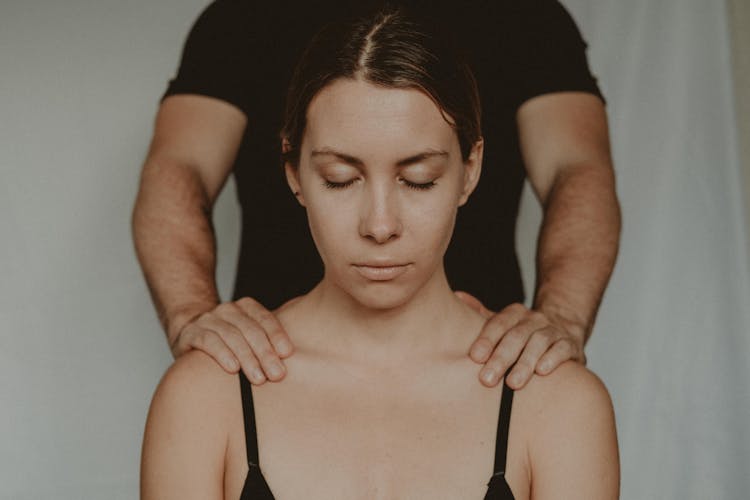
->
<box><xmin>1</xmin><ymin>0</ymin><xmax>748</xmax><ymax>498</ymax></box>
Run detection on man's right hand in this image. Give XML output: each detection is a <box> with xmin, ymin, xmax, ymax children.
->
<box><xmin>169</xmin><ymin>298</ymin><xmax>294</xmax><ymax>384</ymax></box>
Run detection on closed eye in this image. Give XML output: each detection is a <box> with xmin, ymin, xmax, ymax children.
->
<box><xmin>401</xmin><ymin>179</ymin><xmax>436</xmax><ymax>190</ymax></box>
<box><xmin>324</xmin><ymin>179</ymin><xmax>356</xmax><ymax>189</ymax></box>
<box><xmin>323</xmin><ymin>179</ymin><xmax>436</xmax><ymax>190</ymax></box>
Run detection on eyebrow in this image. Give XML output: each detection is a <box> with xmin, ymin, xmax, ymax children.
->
<box><xmin>310</xmin><ymin>148</ymin><xmax>449</xmax><ymax>168</ymax></box>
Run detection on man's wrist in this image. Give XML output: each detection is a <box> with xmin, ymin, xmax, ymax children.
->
<box><xmin>165</xmin><ymin>301</ymin><xmax>217</xmax><ymax>347</ymax></box>
<box><xmin>534</xmin><ymin>295</ymin><xmax>591</xmax><ymax>346</ymax></box>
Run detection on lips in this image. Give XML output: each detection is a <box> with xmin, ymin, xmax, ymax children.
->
<box><xmin>352</xmin><ymin>262</ymin><xmax>410</xmax><ymax>281</ymax></box>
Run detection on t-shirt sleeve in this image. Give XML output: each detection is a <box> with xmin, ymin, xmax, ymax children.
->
<box><xmin>162</xmin><ymin>0</ymin><xmax>259</xmax><ymax>116</ymax></box>
<box><xmin>501</xmin><ymin>0</ymin><xmax>605</xmax><ymax>110</ymax></box>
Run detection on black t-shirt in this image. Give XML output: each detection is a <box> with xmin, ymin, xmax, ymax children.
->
<box><xmin>163</xmin><ymin>0</ymin><xmax>604</xmax><ymax>310</ymax></box>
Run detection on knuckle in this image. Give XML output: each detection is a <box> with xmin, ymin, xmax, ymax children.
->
<box><xmin>240</xmin><ymin>320</ymin><xmax>264</xmax><ymax>339</ymax></box>
<box><xmin>510</xmin><ymin>303</ymin><xmax>528</xmax><ymax>314</ymax></box>
<box><xmin>506</xmin><ymin>326</ymin><xmax>530</xmax><ymax>343</ymax></box>
<box><xmin>227</xmin><ymin>320</ymin><xmax>249</xmax><ymax>337</ymax></box>
<box><xmin>178</xmin><ymin>322</ymin><xmax>196</xmax><ymax>338</ymax></box>
<box><xmin>237</xmin><ymin>296</ymin><xmax>259</xmax><ymax>308</ymax></box>
<box><xmin>192</xmin><ymin>312</ymin><xmax>212</xmax><ymax>326</ymax></box>
<box><xmin>487</xmin><ymin>316</ymin><xmax>514</xmax><ymax>336</ymax></box>
<box><xmin>556</xmin><ymin>336</ymin><xmax>576</xmax><ymax>350</ymax></box>
<box><xmin>191</xmin><ymin>330</ymin><xmax>211</xmax><ymax>349</ymax></box>
<box><xmin>551</xmin><ymin>342</ymin><xmax>574</xmax><ymax>361</ymax></box>
<box><xmin>529</xmin><ymin>311</ymin><xmax>546</xmax><ymax>324</ymax></box>
<box><xmin>254</xmin><ymin>310</ymin><xmax>275</xmax><ymax>325</ymax></box>
<box><xmin>214</xmin><ymin>302</ymin><xmax>234</xmax><ymax>315</ymax></box>
<box><xmin>224</xmin><ymin>332</ymin><xmax>250</xmax><ymax>350</ymax></box>
<box><xmin>532</xmin><ymin>328</ymin><xmax>555</xmax><ymax>342</ymax></box>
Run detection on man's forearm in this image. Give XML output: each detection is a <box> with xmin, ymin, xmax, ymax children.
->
<box><xmin>132</xmin><ymin>158</ymin><xmax>220</xmax><ymax>345</ymax></box>
<box><xmin>532</xmin><ymin>164</ymin><xmax>621</xmax><ymax>345</ymax></box>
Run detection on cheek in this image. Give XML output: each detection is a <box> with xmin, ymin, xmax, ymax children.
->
<box><xmin>401</xmin><ymin>189</ymin><xmax>461</xmax><ymax>261</ymax></box>
<box><xmin>302</xmin><ymin>191</ymin><xmax>355</xmax><ymax>266</ymax></box>
<box><xmin>416</xmin><ymin>202</ymin><xmax>458</xmax><ymax>252</ymax></box>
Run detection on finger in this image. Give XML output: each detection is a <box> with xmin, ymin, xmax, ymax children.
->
<box><xmin>200</xmin><ymin>314</ymin><xmax>271</xmax><ymax>384</ymax></box>
<box><xmin>236</xmin><ymin>297</ymin><xmax>294</xmax><ymax>358</ymax></box>
<box><xmin>215</xmin><ymin>304</ymin><xmax>287</xmax><ymax>382</ymax></box>
<box><xmin>184</xmin><ymin>325</ymin><xmax>242</xmax><ymax>375</ymax></box>
<box><xmin>505</xmin><ymin>327</ymin><xmax>557</xmax><ymax>389</ymax></box>
<box><xmin>469</xmin><ymin>303</ymin><xmax>527</xmax><ymax>363</ymax></box>
<box><xmin>536</xmin><ymin>337</ymin><xmax>580</xmax><ymax>375</ymax></box>
<box><xmin>477</xmin><ymin>311</ymin><xmax>548</xmax><ymax>386</ymax></box>
<box><xmin>454</xmin><ymin>290</ymin><xmax>494</xmax><ymax>319</ymax></box>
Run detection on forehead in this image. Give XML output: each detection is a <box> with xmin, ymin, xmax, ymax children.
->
<box><xmin>303</xmin><ymin>79</ymin><xmax>458</xmax><ymax>159</ymax></box>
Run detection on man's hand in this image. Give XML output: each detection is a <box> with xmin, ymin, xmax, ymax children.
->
<box><xmin>169</xmin><ymin>297</ymin><xmax>294</xmax><ymax>385</ymax></box>
<box><xmin>455</xmin><ymin>291</ymin><xmax>587</xmax><ymax>389</ymax></box>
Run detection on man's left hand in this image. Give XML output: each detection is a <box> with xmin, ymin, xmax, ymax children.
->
<box><xmin>455</xmin><ymin>291</ymin><xmax>587</xmax><ymax>389</ymax></box>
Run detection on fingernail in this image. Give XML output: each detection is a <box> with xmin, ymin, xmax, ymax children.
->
<box><xmin>510</xmin><ymin>373</ymin><xmax>523</xmax><ymax>386</ymax></box>
<box><xmin>224</xmin><ymin>357</ymin><xmax>239</xmax><ymax>371</ymax></box>
<box><xmin>472</xmin><ymin>344</ymin><xmax>489</xmax><ymax>360</ymax></box>
<box><xmin>251</xmin><ymin>368</ymin><xmax>266</xmax><ymax>383</ymax></box>
<box><xmin>276</xmin><ymin>339</ymin><xmax>293</xmax><ymax>356</ymax></box>
<box><xmin>481</xmin><ymin>369</ymin><xmax>496</xmax><ymax>384</ymax></box>
<box><xmin>539</xmin><ymin>361</ymin><xmax>551</xmax><ymax>373</ymax></box>
<box><xmin>267</xmin><ymin>362</ymin><xmax>284</xmax><ymax>379</ymax></box>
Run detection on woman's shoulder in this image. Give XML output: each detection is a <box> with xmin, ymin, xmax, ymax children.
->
<box><xmin>149</xmin><ymin>350</ymin><xmax>240</xmax><ymax>426</ymax></box>
<box><xmin>515</xmin><ymin>360</ymin><xmax>614</xmax><ymax>430</ymax></box>
<box><xmin>164</xmin><ymin>349</ymin><xmax>236</xmax><ymax>381</ymax></box>
<box><xmin>511</xmin><ymin>361</ymin><xmax>619</xmax><ymax>497</ymax></box>
<box><xmin>520</xmin><ymin>360</ymin><xmax>611</xmax><ymax>404</ymax></box>
<box><xmin>142</xmin><ymin>352</ymin><xmax>244</xmax><ymax>497</ymax></box>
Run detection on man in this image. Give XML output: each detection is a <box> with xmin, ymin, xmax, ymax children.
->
<box><xmin>132</xmin><ymin>0</ymin><xmax>620</xmax><ymax>389</ymax></box>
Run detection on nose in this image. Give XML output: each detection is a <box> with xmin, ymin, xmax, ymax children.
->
<box><xmin>359</xmin><ymin>182</ymin><xmax>402</xmax><ymax>244</ymax></box>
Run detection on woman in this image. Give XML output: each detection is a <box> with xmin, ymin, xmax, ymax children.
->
<box><xmin>141</xmin><ymin>7</ymin><xmax>619</xmax><ymax>499</ymax></box>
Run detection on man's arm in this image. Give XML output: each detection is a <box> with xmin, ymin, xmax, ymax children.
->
<box><xmin>467</xmin><ymin>92</ymin><xmax>621</xmax><ymax>388</ymax></box>
<box><xmin>132</xmin><ymin>94</ymin><xmax>291</xmax><ymax>382</ymax></box>
<box><xmin>523</xmin><ymin>92</ymin><xmax>620</xmax><ymax>345</ymax></box>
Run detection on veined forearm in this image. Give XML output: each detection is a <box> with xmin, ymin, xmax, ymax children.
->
<box><xmin>132</xmin><ymin>159</ymin><xmax>220</xmax><ymax>344</ymax></box>
<box><xmin>532</xmin><ymin>164</ymin><xmax>621</xmax><ymax>344</ymax></box>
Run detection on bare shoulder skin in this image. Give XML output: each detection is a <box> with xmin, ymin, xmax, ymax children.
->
<box><xmin>514</xmin><ymin>361</ymin><xmax>620</xmax><ymax>499</ymax></box>
<box><xmin>140</xmin><ymin>351</ymin><xmax>246</xmax><ymax>500</ymax></box>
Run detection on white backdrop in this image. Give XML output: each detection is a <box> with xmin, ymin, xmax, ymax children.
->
<box><xmin>1</xmin><ymin>1</ymin><xmax>748</xmax><ymax>498</ymax></box>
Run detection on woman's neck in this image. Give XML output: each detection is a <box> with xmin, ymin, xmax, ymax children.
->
<box><xmin>277</xmin><ymin>267</ymin><xmax>484</xmax><ymax>367</ymax></box>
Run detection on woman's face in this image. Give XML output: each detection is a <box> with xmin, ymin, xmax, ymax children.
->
<box><xmin>285</xmin><ymin>78</ymin><xmax>482</xmax><ymax>310</ymax></box>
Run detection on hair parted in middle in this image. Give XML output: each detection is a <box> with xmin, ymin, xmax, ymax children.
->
<box><xmin>280</xmin><ymin>5</ymin><xmax>482</xmax><ymax>167</ymax></box>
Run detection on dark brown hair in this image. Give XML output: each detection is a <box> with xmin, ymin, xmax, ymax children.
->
<box><xmin>280</xmin><ymin>6</ymin><xmax>481</xmax><ymax>166</ymax></box>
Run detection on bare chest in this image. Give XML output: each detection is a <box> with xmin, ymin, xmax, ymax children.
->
<box><xmin>225</xmin><ymin>367</ymin><xmax>518</xmax><ymax>500</ymax></box>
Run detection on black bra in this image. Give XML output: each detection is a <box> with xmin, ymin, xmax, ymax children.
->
<box><xmin>238</xmin><ymin>372</ymin><xmax>515</xmax><ymax>499</ymax></box>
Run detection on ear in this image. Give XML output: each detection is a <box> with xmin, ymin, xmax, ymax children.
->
<box><xmin>282</xmin><ymin>138</ymin><xmax>306</xmax><ymax>206</ymax></box>
<box><xmin>458</xmin><ymin>138</ymin><xmax>483</xmax><ymax>207</ymax></box>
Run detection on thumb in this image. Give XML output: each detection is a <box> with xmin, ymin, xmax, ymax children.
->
<box><xmin>454</xmin><ymin>290</ymin><xmax>494</xmax><ymax>319</ymax></box>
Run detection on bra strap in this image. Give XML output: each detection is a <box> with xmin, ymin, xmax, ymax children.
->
<box><xmin>492</xmin><ymin>379</ymin><xmax>515</xmax><ymax>476</ymax></box>
<box><xmin>238</xmin><ymin>371</ymin><xmax>260</xmax><ymax>467</ymax></box>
